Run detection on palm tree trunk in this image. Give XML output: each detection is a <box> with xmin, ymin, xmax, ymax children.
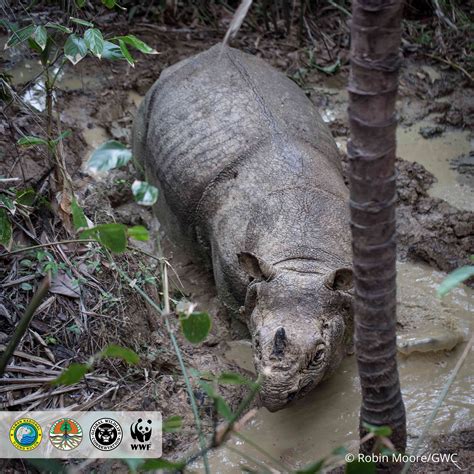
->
<box><xmin>348</xmin><ymin>0</ymin><xmax>407</xmax><ymax>456</ymax></box>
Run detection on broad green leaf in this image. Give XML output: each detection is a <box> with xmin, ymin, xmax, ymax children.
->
<box><xmin>80</xmin><ymin>223</ymin><xmax>127</xmax><ymax>253</ymax></box>
<box><xmin>32</xmin><ymin>25</ymin><xmax>48</xmax><ymax>51</ymax></box>
<box><xmin>218</xmin><ymin>372</ymin><xmax>251</xmax><ymax>385</ymax></box>
<box><xmin>180</xmin><ymin>311</ymin><xmax>211</xmax><ymax>344</ymax></box>
<box><xmin>131</xmin><ymin>180</ymin><xmax>158</xmax><ymax>206</ymax></box>
<box><xmin>53</xmin><ymin>363</ymin><xmax>90</xmax><ymax>385</ymax></box>
<box><xmin>101</xmin><ymin>40</ymin><xmax>124</xmax><ymax>60</ymax></box>
<box><xmin>162</xmin><ymin>415</ymin><xmax>182</xmax><ymax>433</ymax></box>
<box><xmin>345</xmin><ymin>460</ymin><xmax>376</xmax><ymax>474</ymax></box>
<box><xmin>118</xmin><ymin>39</ymin><xmax>134</xmax><ymax>66</ymax></box>
<box><xmin>16</xmin><ymin>189</ymin><xmax>36</xmax><ymax>206</ymax></box>
<box><xmin>86</xmin><ymin>140</ymin><xmax>132</xmax><ymax>173</ymax></box>
<box><xmin>102</xmin><ymin>0</ymin><xmax>117</xmax><ymax>8</ymax></box>
<box><xmin>438</xmin><ymin>266</ymin><xmax>474</xmax><ymax>297</ymax></box>
<box><xmin>20</xmin><ymin>282</ymin><xmax>33</xmax><ymax>291</ymax></box>
<box><xmin>71</xmin><ymin>199</ymin><xmax>87</xmax><ymax>231</ymax></box>
<box><xmin>101</xmin><ymin>344</ymin><xmax>140</xmax><ymax>364</ymax></box>
<box><xmin>296</xmin><ymin>459</ymin><xmax>325</xmax><ymax>474</ymax></box>
<box><xmin>0</xmin><ymin>208</ymin><xmax>12</xmax><ymax>248</ymax></box>
<box><xmin>127</xmin><ymin>225</ymin><xmax>149</xmax><ymax>241</ymax></box>
<box><xmin>17</xmin><ymin>136</ymin><xmax>48</xmax><ymax>147</ymax></box>
<box><xmin>113</xmin><ymin>35</ymin><xmax>158</xmax><ymax>54</ymax></box>
<box><xmin>5</xmin><ymin>24</ymin><xmax>35</xmax><ymax>49</ymax></box>
<box><xmin>64</xmin><ymin>34</ymin><xmax>87</xmax><ymax>65</ymax></box>
<box><xmin>362</xmin><ymin>422</ymin><xmax>392</xmax><ymax>437</ymax></box>
<box><xmin>0</xmin><ymin>194</ymin><xmax>15</xmax><ymax>213</ymax></box>
<box><xmin>75</xmin><ymin>0</ymin><xmax>87</xmax><ymax>7</ymax></box>
<box><xmin>52</xmin><ymin>130</ymin><xmax>72</xmax><ymax>144</ymax></box>
<box><xmin>140</xmin><ymin>459</ymin><xmax>186</xmax><ymax>471</ymax></box>
<box><xmin>45</xmin><ymin>22</ymin><xmax>72</xmax><ymax>34</ymax></box>
<box><xmin>70</xmin><ymin>17</ymin><xmax>94</xmax><ymax>27</ymax></box>
<box><xmin>84</xmin><ymin>28</ymin><xmax>104</xmax><ymax>57</ymax></box>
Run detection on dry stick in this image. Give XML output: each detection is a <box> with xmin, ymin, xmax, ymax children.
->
<box><xmin>0</xmin><ymin>239</ymin><xmax>97</xmax><ymax>257</ymax></box>
<box><xmin>0</xmin><ymin>274</ymin><xmax>51</xmax><ymax>376</ymax></box>
<box><xmin>400</xmin><ymin>335</ymin><xmax>474</xmax><ymax>474</ymax></box>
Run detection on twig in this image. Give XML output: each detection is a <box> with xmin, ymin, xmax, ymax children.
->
<box><xmin>401</xmin><ymin>335</ymin><xmax>474</xmax><ymax>474</ymax></box>
<box><xmin>0</xmin><ymin>239</ymin><xmax>96</xmax><ymax>257</ymax></box>
<box><xmin>0</xmin><ymin>274</ymin><xmax>51</xmax><ymax>376</ymax></box>
<box><xmin>423</xmin><ymin>52</ymin><xmax>473</xmax><ymax>82</ymax></box>
<box><xmin>113</xmin><ymin>261</ymin><xmax>211</xmax><ymax>474</ymax></box>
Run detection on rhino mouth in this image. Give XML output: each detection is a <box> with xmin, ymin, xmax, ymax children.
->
<box><xmin>287</xmin><ymin>379</ymin><xmax>315</xmax><ymax>402</ymax></box>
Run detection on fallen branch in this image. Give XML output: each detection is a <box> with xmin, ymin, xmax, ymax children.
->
<box><xmin>0</xmin><ymin>273</ymin><xmax>51</xmax><ymax>376</ymax></box>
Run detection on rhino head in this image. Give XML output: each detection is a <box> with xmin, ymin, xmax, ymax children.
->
<box><xmin>238</xmin><ymin>252</ymin><xmax>353</xmax><ymax>412</ymax></box>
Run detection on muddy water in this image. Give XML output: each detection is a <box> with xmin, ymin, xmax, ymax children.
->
<box><xmin>397</xmin><ymin>123</ymin><xmax>472</xmax><ymax>212</ymax></box>
<box><xmin>203</xmin><ymin>262</ymin><xmax>473</xmax><ymax>473</ymax></box>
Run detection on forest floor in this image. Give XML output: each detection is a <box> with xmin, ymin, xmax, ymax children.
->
<box><xmin>0</xmin><ymin>3</ymin><xmax>473</xmax><ymax>473</ymax></box>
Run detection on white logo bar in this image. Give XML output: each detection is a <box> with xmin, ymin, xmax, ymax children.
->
<box><xmin>0</xmin><ymin>411</ymin><xmax>162</xmax><ymax>458</ymax></box>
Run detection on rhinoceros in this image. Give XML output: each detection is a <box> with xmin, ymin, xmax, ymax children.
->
<box><xmin>133</xmin><ymin>44</ymin><xmax>354</xmax><ymax>411</ymax></box>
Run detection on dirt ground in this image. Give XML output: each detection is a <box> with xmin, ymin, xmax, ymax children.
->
<box><xmin>0</xmin><ymin>2</ymin><xmax>473</xmax><ymax>472</ymax></box>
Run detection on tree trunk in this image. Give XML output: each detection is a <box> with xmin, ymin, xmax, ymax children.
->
<box><xmin>348</xmin><ymin>0</ymin><xmax>407</xmax><ymax>457</ymax></box>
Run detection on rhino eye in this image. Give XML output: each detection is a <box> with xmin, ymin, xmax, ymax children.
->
<box><xmin>308</xmin><ymin>349</ymin><xmax>325</xmax><ymax>368</ymax></box>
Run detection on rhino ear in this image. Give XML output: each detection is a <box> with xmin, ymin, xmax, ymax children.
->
<box><xmin>324</xmin><ymin>267</ymin><xmax>353</xmax><ymax>291</ymax></box>
<box><xmin>237</xmin><ymin>252</ymin><xmax>276</xmax><ymax>281</ymax></box>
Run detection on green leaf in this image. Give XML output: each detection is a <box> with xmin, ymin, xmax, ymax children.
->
<box><xmin>162</xmin><ymin>415</ymin><xmax>182</xmax><ymax>433</ymax></box>
<box><xmin>140</xmin><ymin>459</ymin><xmax>186</xmax><ymax>471</ymax></box>
<box><xmin>332</xmin><ymin>446</ymin><xmax>348</xmax><ymax>456</ymax></box>
<box><xmin>80</xmin><ymin>223</ymin><xmax>127</xmax><ymax>253</ymax></box>
<box><xmin>17</xmin><ymin>136</ymin><xmax>49</xmax><ymax>147</ymax></box>
<box><xmin>64</xmin><ymin>34</ymin><xmax>88</xmax><ymax>65</ymax></box>
<box><xmin>71</xmin><ymin>199</ymin><xmax>87</xmax><ymax>231</ymax></box>
<box><xmin>102</xmin><ymin>0</ymin><xmax>117</xmax><ymax>8</ymax></box>
<box><xmin>315</xmin><ymin>59</ymin><xmax>341</xmax><ymax>75</ymax></box>
<box><xmin>45</xmin><ymin>22</ymin><xmax>72</xmax><ymax>34</ymax></box>
<box><xmin>218</xmin><ymin>372</ymin><xmax>251</xmax><ymax>385</ymax></box>
<box><xmin>296</xmin><ymin>459</ymin><xmax>325</xmax><ymax>474</ymax></box>
<box><xmin>0</xmin><ymin>194</ymin><xmax>16</xmax><ymax>213</ymax></box>
<box><xmin>32</xmin><ymin>25</ymin><xmax>48</xmax><ymax>51</ymax></box>
<box><xmin>101</xmin><ymin>344</ymin><xmax>140</xmax><ymax>364</ymax></box>
<box><xmin>75</xmin><ymin>0</ymin><xmax>87</xmax><ymax>7</ymax></box>
<box><xmin>215</xmin><ymin>396</ymin><xmax>233</xmax><ymax>420</ymax></box>
<box><xmin>437</xmin><ymin>266</ymin><xmax>474</xmax><ymax>297</ymax></box>
<box><xmin>101</xmin><ymin>40</ymin><xmax>125</xmax><ymax>60</ymax></box>
<box><xmin>5</xmin><ymin>24</ymin><xmax>35</xmax><ymax>49</ymax></box>
<box><xmin>52</xmin><ymin>130</ymin><xmax>72</xmax><ymax>144</ymax></box>
<box><xmin>131</xmin><ymin>180</ymin><xmax>158</xmax><ymax>206</ymax></box>
<box><xmin>53</xmin><ymin>363</ymin><xmax>90</xmax><ymax>386</ymax></box>
<box><xmin>26</xmin><ymin>459</ymin><xmax>67</xmax><ymax>474</ymax></box>
<box><xmin>180</xmin><ymin>311</ymin><xmax>211</xmax><ymax>344</ymax></box>
<box><xmin>0</xmin><ymin>209</ymin><xmax>12</xmax><ymax>248</ymax></box>
<box><xmin>362</xmin><ymin>422</ymin><xmax>392</xmax><ymax>437</ymax></box>
<box><xmin>118</xmin><ymin>39</ymin><xmax>134</xmax><ymax>66</ymax></box>
<box><xmin>345</xmin><ymin>460</ymin><xmax>376</xmax><ymax>474</ymax></box>
<box><xmin>84</xmin><ymin>28</ymin><xmax>104</xmax><ymax>57</ymax></box>
<box><xmin>20</xmin><ymin>282</ymin><xmax>33</xmax><ymax>291</ymax></box>
<box><xmin>16</xmin><ymin>189</ymin><xmax>36</xmax><ymax>206</ymax></box>
<box><xmin>86</xmin><ymin>140</ymin><xmax>132</xmax><ymax>173</ymax></box>
<box><xmin>70</xmin><ymin>17</ymin><xmax>94</xmax><ymax>27</ymax></box>
<box><xmin>113</xmin><ymin>35</ymin><xmax>158</xmax><ymax>54</ymax></box>
<box><xmin>127</xmin><ymin>225</ymin><xmax>149</xmax><ymax>241</ymax></box>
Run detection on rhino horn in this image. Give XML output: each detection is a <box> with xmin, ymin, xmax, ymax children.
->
<box><xmin>272</xmin><ymin>327</ymin><xmax>287</xmax><ymax>358</ymax></box>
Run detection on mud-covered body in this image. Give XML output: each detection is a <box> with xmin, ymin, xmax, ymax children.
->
<box><xmin>133</xmin><ymin>45</ymin><xmax>353</xmax><ymax>411</ymax></box>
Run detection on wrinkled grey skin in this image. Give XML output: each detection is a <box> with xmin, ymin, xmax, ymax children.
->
<box><xmin>133</xmin><ymin>44</ymin><xmax>353</xmax><ymax>411</ymax></box>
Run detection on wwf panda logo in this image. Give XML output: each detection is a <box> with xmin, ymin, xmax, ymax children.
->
<box><xmin>89</xmin><ymin>419</ymin><xmax>123</xmax><ymax>451</ymax></box>
<box><xmin>130</xmin><ymin>418</ymin><xmax>152</xmax><ymax>443</ymax></box>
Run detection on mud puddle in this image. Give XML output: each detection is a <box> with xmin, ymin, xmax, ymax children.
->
<box><xmin>196</xmin><ymin>262</ymin><xmax>473</xmax><ymax>473</ymax></box>
<box><xmin>397</xmin><ymin>121</ymin><xmax>472</xmax><ymax>212</ymax></box>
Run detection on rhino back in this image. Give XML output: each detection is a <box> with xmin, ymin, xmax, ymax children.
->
<box><xmin>136</xmin><ymin>45</ymin><xmax>340</xmax><ymax>231</ymax></box>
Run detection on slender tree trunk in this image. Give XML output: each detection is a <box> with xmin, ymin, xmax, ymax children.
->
<box><xmin>348</xmin><ymin>0</ymin><xmax>407</xmax><ymax>457</ymax></box>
